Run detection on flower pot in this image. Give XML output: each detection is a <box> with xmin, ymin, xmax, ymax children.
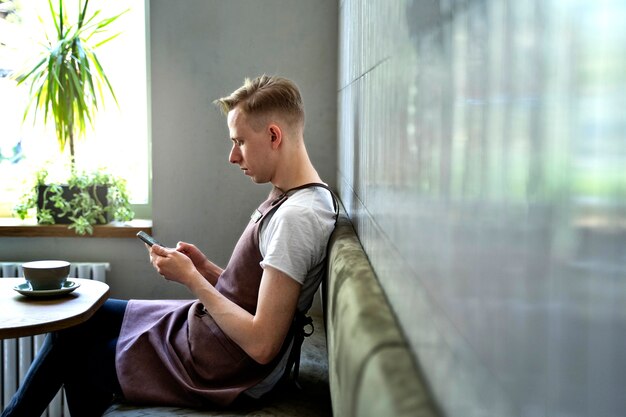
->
<box><xmin>36</xmin><ymin>184</ymin><xmax>110</xmax><ymax>224</ymax></box>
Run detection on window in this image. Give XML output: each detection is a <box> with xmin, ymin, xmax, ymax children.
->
<box><xmin>0</xmin><ymin>0</ymin><xmax>149</xmax><ymax>218</ymax></box>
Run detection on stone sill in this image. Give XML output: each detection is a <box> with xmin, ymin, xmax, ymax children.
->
<box><xmin>0</xmin><ymin>218</ymin><xmax>152</xmax><ymax>238</ymax></box>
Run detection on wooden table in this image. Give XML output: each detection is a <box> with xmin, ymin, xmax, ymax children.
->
<box><xmin>0</xmin><ymin>278</ymin><xmax>110</xmax><ymax>339</ymax></box>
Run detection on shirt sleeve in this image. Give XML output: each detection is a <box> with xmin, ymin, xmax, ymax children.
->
<box><xmin>259</xmin><ymin>204</ymin><xmax>326</xmax><ymax>285</ymax></box>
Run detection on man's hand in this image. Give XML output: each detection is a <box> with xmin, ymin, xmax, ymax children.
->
<box><xmin>176</xmin><ymin>241</ymin><xmax>223</xmax><ymax>285</ymax></box>
<box><xmin>150</xmin><ymin>244</ymin><xmax>198</xmax><ymax>285</ymax></box>
<box><xmin>176</xmin><ymin>242</ymin><xmax>208</xmax><ymax>270</ymax></box>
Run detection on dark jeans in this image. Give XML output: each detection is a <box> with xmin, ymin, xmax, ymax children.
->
<box><xmin>1</xmin><ymin>299</ymin><xmax>128</xmax><ymax>417</ymax></box>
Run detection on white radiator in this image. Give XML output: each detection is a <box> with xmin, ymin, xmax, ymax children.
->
<box><xmin>0</xmin><ymin>262</ymin><xmax>110</xmax><ymax>417</ymax></box>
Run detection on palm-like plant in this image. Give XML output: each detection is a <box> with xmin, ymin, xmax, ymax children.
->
<box><xmin>10</xmin><ymin>0</ymin><xmax>134</xmax><ymax>234</ymax></box>
<box><xmin>15</xmin><ymin>0</ymin><xmax>126</xmax><ymax>168</ymax></box>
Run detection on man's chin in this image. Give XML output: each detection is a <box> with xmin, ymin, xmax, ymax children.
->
<box><xmin>249</xmin><ymin>176</ymin><xmax>271</xmax><ymax>185</ymax></box>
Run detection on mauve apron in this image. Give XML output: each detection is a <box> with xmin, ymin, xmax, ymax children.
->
<box><xmin>116</xmin><ymin>188</ymin><xmax>289</xmax><ymax>407</ymax></box>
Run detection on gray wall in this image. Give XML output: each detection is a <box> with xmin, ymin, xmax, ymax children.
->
<box><xmin>0</xmin><ymin>1</ymin><xmax>338</xmax><ymax>301</ymax></box>
<box><xmin>338</xmin><ymin>1</ymin><xmax>626</xmax><ymax>417</ymax></box>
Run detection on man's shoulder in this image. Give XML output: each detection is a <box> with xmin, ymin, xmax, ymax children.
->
<box><xmin>283</xmin><ymin>186</ymin><xmax>334</xmax><ymax>210</ymax></box>
<box><xmin>266</xmin><ymin>188</ymin><xmax>331</xmax><ymax>226</ymax></box>
<box><xmin>273</xmin><ymin>202</ymin><xmax>314</xmax><ymax>225</ymax></box>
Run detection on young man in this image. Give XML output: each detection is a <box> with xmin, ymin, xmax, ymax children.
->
<box><xmin>2</xmin><ymin>75</ymin><xmax>337</xmax><ymax>416</ymax></box>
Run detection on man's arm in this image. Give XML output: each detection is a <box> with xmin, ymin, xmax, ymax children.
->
<box><xmin>193</xmin><ymin>265</ymin><xmax>300</xmax><ymax>364</ymax></box>
<box><xmin>151</xmin><ymin>245</ymin><xmax>300</xmax><ymax>364</ymax></box>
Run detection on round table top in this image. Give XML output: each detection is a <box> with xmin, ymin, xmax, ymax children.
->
<box><xmin>0</xmin><ymin>278</ymin><xmax>110</xmax><ymax>339</ymax></box>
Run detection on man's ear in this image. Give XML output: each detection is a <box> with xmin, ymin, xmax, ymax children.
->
<box><xmin>268</xmin><ymin>124</ymin><xmax>282</xmax><ymax>148</ymax></box>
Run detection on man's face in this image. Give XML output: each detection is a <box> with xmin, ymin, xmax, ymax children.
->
<box><xmin>227</xmin><ymin>106</ymin><xmax>274</xmax><ymax>184</ymax></box>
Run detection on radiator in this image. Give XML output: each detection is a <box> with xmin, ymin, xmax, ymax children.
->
<box><xmin>0</xmin><ymin>262</ymin><xmax>110</xmax><ymax>417</ymax></box>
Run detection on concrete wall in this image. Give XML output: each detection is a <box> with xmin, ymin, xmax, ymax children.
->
<box><xmin>337</xmin><ymin>1</ymin><xmax>626</xmax><ymax>416</ymax></box>
<box><xmin>0</xmin><ymin>0</ymin><xmax>338</xmax><ymax>302</ymax></box>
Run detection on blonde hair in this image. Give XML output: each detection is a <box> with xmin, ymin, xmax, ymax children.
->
<box><xmin>214</xmin><ymin>75</ymin><xmax>304</xmax><ymax>130</ymax></box>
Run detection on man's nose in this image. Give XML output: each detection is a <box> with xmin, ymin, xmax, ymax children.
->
<box><xmin>229</xmin><ymin>144</ymin><xmax>240</xmax><ymax>164</ymax></box>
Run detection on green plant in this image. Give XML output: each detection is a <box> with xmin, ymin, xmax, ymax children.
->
<box><xmin>14</xmin><ymin>168</ymin><xmax>134</xmax><ymax>235</ymax></box>
<box><xmin>14</xmin><ymin>0</ymin><xmax>126</xmax><ymax>166</ymax></box>
<box><xmin>9</xmin><ymin>1</ymin><xmax>134</xmax><ymax>234</ymax></box>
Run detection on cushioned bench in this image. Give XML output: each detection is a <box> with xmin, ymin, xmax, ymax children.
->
<box><xmin>325</xmin><ymin>213</ymin><xmax>439</xmax><ymax>417</ymax></box>
<box><xmin>105</xmin><ymin>211</ymin><xmax>438</xmax><ymax>417</ymax></box>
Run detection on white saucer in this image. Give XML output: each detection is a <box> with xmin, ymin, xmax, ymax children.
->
<box><xmin>13</xmin><ymin>280</ymin><xmax>80</xmax><ymax>298</ymax></box>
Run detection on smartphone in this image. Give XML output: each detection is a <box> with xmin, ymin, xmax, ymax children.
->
<box><xmin>136</xmin><ymin>231</ymin><xmax>162</xmax><ymax>247</ymax></box>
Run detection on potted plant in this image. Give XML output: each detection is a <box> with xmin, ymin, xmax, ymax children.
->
<box><xmin>11</xmin><ymin>0</ymin><xmax>133</xmax><ymax>234</ymax></box>
<box><xmin>14</xmin><ymin>167</ymin><xmax>134</xmax><ymax>235</ymax></box>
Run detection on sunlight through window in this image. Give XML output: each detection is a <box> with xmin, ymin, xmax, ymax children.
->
<box><xmin>0</xmin><ymin>0</ymin><xmax>148</xmax><ymax>218</ymax></box>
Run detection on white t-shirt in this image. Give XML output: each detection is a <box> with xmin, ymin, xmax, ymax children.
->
<box><xmin>247</xmin><ymin>185</ymin><xmax>336</xmax><ymax>398</ymax></box>
<box><xmin>259</xmin><ymin>186</ymin><xmax>337</xmax><ymax>312</ymax></box>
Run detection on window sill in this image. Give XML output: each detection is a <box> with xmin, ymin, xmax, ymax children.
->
<box><xmin>0</xmin><ymin>218</ymin><xmax>152</xmax><ymax>238</ymax></box>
